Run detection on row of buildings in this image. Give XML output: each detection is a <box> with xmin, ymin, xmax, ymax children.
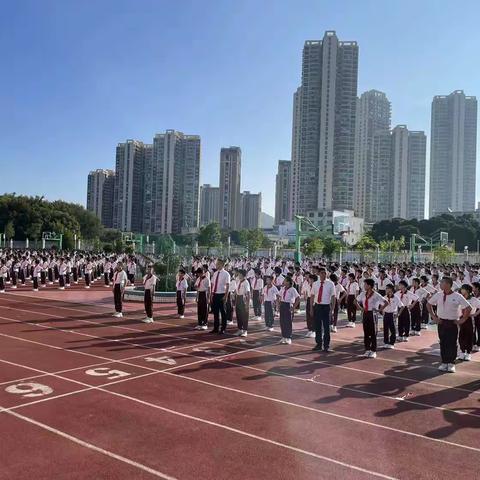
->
<box><xmin>274</xmin><ymin>30</ymin><xmax>477</xmax><ymax>228</ymax></box>
<box><xmin>87</xmin><ymin>135</ymin><xmax>261</xmax><ymax>234</ymax></box>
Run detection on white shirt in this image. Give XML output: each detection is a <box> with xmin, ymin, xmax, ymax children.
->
<box><xmin>356</xmin><ymin>291</ymin><xmax>386</xmax><ymax>312</ymax></box>
<box><xmin>252</xmin><ymin>277</ymin><xmax>264</xmax><ymax>291</ymax></box>
<box><xmin>262</xmin><ymin>285</ymin><xmax>279</xmax><ymax>302</ymax></box>
<box><xmin>311</xmin><ymin>279</ymin><xmax>335</xmax><ymax>305</ymax></box>
<box><xmin>211</xmin><ymin>269</ymin><xmax>231</xmax><ymax>294</ymax></box>
<box><xmin>143</xmin><ymin>274</ymin><xmax>158</xmax><ymax>291</ymax></box>
<box><xmin>176</xmin><ymin>279</ymin><xmax>188</xmax><ymax>292</ymax></box>
<box><xmin>468</xmin><ymin>296</ymin><xmax>480</xmax><ymax>317</ymax></box>
<box><xmin>279</xmin><ymin>286</ymin><xmax>300</xmax><ymax>305</ymax></box>
<box><xmin>113</xmin><ymin>270</ymin><xmax>128</xmax><ymax>286</ymax></box>
<box><xmin>428</xmin><ymin>291</ymin><xmax>471</xmax><ymax>320</ymax></box>
<box><xmin>395</xmin><ymin>290</ymin><xmax>419</xmax><ymax>307</ymax></box>
<box><xmin>334</xmin><ymin>283</ymin><xmax>346</xmax><ymax>300</ymax></box>
<box><xmin>236</xmin><ymin>279</ymin><xmax>250</xmax><ymax>296</ymax></box>
<box><xmin>411</xmin><ymin>286</ymin><xmax>429</xmax><ymax>301</ymax></box>
<box><xmin>376</xmin><ymin>277</ymin><xmax>390</xmax><ymax>291</ymax></box>
<box><xmin>346</xmin><ymin>281</ymin><xmax>360</xmax><ymax>296</ymax></box>
<box><xmin>195</xmin><ymin>276</ymin><xmax>210</xmax><ymax>292</ymax></box>
<box><xmin>382</xmin><ymin>295</ymin><xmax>403</xmax><ymax>313</ymax></box>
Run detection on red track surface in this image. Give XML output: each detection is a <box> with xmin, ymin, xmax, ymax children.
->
<box><xmin>1</xmin><ymin>281</ymin><xmax>479</xmax><ymax>479</ymax></box>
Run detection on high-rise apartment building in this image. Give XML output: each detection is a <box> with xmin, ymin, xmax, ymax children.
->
<box><xmin>241</xmin><ymin>191</ymin><xmax>261</xmax><ymax>229</ymax></box>
<box><xmin>113</xmin><ymin>140</ymin><xmax>146</xmax><ymax>232</ymax></box>
<box><xmin>199</xmin><ymin>184</ymin><xmax>220</xmax><ymax>226</ymax></box>
<box><xmin>430</xmin><ymin>90</ymin><xmax>477</xmax><ymax>216</ymax></box>
<box><xmin>275</xmin><ymin>160</ymin><xmax>291</xmax><ymax>225</ymax></box>
<box><xmin>86</xmin><ymin>169</ymin><xmax>115</xmax><ymax>228</ymax></box>
<box><xmin>391</xmin><ymin>125</ymin><xmax>426</xmax><ymax>220</ymax></box>
<box><xmin>144</xmin><ymin>130</ymin><xmax>201</xmax><ymax>234</ymax></box>
<box><xmin>291</xmin><ymin>31</ymin><xmax>359</xmax><ymax>216</ymax></box>
<box><xmin>353</xmin><ymin>90</ymin><xmax>391</xmax><ymax>222</ymax></box>
<box><xmin>219</xmin><ymin>147</ymin><xmax>242</xmax><ymax>230</ymax></box>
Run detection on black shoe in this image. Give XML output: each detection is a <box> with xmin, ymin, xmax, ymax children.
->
<box><xmin>210</xmin><ymin>329</ymin><xmax>219</xmax><ymax>334</ymax></box>
<box><xmin>312</xmin><ymin>345</ymin><xmax>322</xmax><ymax>351</ymax></box>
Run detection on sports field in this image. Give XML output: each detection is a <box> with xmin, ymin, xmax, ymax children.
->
<box><xmin>0</xmin><ymin>284</ymin><xmax>479</xmax><ymax>479</ymax></box>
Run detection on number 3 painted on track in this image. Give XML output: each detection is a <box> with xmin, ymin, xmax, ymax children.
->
<box><xmin>5</xmin><ymin>382</ymin><xmax>53</xmax><ymax>398</ymax></box>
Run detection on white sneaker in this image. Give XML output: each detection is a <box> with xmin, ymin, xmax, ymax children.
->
<box><xmin>179</xmin><ymin>315</ymin><xmax>185</xmax><ymax>319</ymax></box>
<box><xmin>330</xmin><ymin>325</ymin><xmax>334</xmax><ymax>332</ymax></box>
<box><xmin>438</xmin><ymin>363</ymin><xmax>448</xmax><ymax>372</ymax></box>
<box><xmin>363</xmin><ymin>350</ymin><xmax>371</xmax><ymax>357</ymax></box>
<box><xmin>369</xmin><ymin>351</ymin><xmax>377</xmax><ymax>358</ymax></box>
<box><xmin>104</xmin><ymin>285</ymin><xmax>110</xmax><ymax>288</ymax></box>
<box><xmin>227</xmin><ymin>321</ymin><xmax>234</xmax><ymax>325</ymax></box>
<box><xmin>447</xmin><ymin>364</ymin><xmax>456</xmax><ymax>373</ymax></box>
<box><xmin>472</xmin><ymin>345</ymin><xmax>480</xmax><ymax>352</ymax></box>
<box><xmin>33</xmin><ymin>289</ymin><xmax>38</xmax><ymax>292</ymax></box>
<box><xmin>457</xmin><ymin>352</ymin><xmax>465</xmax><ymax>361</ymax></box>
<box><xmin>74</xmin><ymin>281</ymin><xmax>78</xmax><ymax>284</ymax></box>
<box><xmin>201</xmin><ymin>325</ymin><xmax>208</xmax><ymax>330</ymax></box>
<box><xmin>0</xmin><ymin>290</ymin><xmax>5</xmax><ymax>294</ymax></box>
<box><xmin>305</xmin><ymin>330</ymin><xmax>312</xmax><ymax>337</ymax></box>
<box><xmin>240</xmin><ymin>331</ymin><xmax>247</xmax><ymax>337</ymax></box>
<box><xmin>285</xmin><ymin>338</ymin><xmax>292</xmax><ymax>345</ymax></box>
<box><xmin>464</xmin><ymin>353</ymin><xmax>472</xmax><ymax>361</ymax></box>
<box><xmin>332</xmin><ymin>326</ymin><xmax>337</xmax><ymax>333</ymax></box>
<box><xmin>85</xmin><ymin>286</ymin><xmax>90</xmax><ymax>289</ymax></box>
<box><xmin>194</xmin><ymin>325</ymin><xmax>202</xmax><ymax>330</ymax></box>
<box><xmin>59</xmin><ymin>287</ymin><xmax>65</xmax><ymax>290</ymax></box>
<box><xmin>280</xmin><ymin>338</ymin><xmax>287</xmax><ymax>344</ymax></box>
<box><xmin>267</xmin><ymin>327</ymin><xmax>274</xmax><ymax>332</ymax></box>
<box><xmin>404</xmin><ymin>337</ymin><xmax>409</xmax><ymax>342</ymax></box>
<box><xmin>421</xmin><ymin>324</ymin><xmax>428</xmax><ymax>330</ymax></box>
<box><xmin>256</xmin><ymin>316</ymin><xmax>262</xmax><ymax>321</ymax></box>
<box><xmin>236</xmin><ymin>329</ymin><xmax>243</xmax><ymax>336</ymax></box>
<box><xmin>113</xmin><ymin>312</ymin><xmax>123</xmax><ymax>318</ymax></box>
<box><xmin>11</xmin><ymin>285</ymin><xmax>16</xmax><ymax>289</ymax></box>
<box><xmin>142</xmin><ymin>317</ymin><xmax>153</xmax><ymax>323</ymax></box>
<box><xmin>348</xmin><ymin>322</ymin><xmax>355</xmax><ymax>328</ymax></box>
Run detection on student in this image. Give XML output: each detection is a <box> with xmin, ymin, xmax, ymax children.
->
<box><xmin>84</xmin><ymin>258</ymin><xmax>93</xmax><ymax>289</ymax></box>
<box><xmin>310</xmin><ymin>268</ymin><xmax>335</xmax><ymax>352</ymax></box>
<box><xmin>194</xmin><ymin>268</ymin><xmax>210</xmax><ymax>330</ymax></box>
<box><xmin>303</xmin><ymin>274</ymin><xmax>316</xmax><ymax>338</ymax></box>
<box><xmin>410</xmin><ymin>278</ymin><xmax>428</xmax><ymax>336</ymax></box>
<box><xmin>395</xmin><ymin>280</ymin><xmax>419</xmax><ymax>342</ymax></box>
<box><xmin>142</xmin><ymin>264</ymin><xmax>158</xmax><ymax>324</ymax></box>
<box><xmin>472</xmin><ymin>282</ymin><xmax>480</xmax><ymax>352</ymax></box>
<box><xmin>225</xmin><ymin>269</ymin><xmax>236</xmax><ymax>326</ymax></box>
<box><xmin>112</xmin><ymin>263</ymin><xmax>128</xmax><ymax>318</ymax></box>
<box><xmin>104</xmin><ymin>258</ymin><xmax>112</xmax><ymax>287</ymax></box>
<box><xmin>251</xmin><ymin>269</ymin><xmax>263</xmax><ymax>320</ymax></box>
<box><xmin>277</xmin><ymin>276</ymin><xmax>300</xmax><ymax>344</ymax></box>
<box><xmin>32</xmin><ymin>259</ymin><xmax>42</xmax><ymax>292</ymax></box>
<box><xmin>210</xmin><ymin>259</ymin><xmax>231</xmax><ymax>334</ymax></box>
<box><xmin>458</xmin><ymin>284</ymin><xmax>480</xmax><ymax>361</ymax></box>
<box><xmin>427</xmin><ymin>276</ymin><xmax>472</xmax><ymax>373</ymax></box>
<box><xmin>261</xmin><ymin>276</ymin><xmax>278</xmax><ymax>332</ymax></box>
<box><xmin>176</xmin><ymin>269</ymin><xmax>188</xmax><ymax>319</ymax></box>
<box><xmin>355</xmin><ymin>278</ymin><xmax>387</xmax><ymax>358</ymax></box>
<box><xmin>346</xmin><ymin>273</ymin><xmax>360</xmax><ymax>327</ymax></box>
<box><xmin>330</xmin><ymin>273</ymin><xmax>346</xmax><ymax>333</ymax></box>
<box><xmin>0</xmin><ymin>261</ymin><xmax>7</xmax><ymax>293</ymax></box>
<box><xmin>127</xmin><ymin>258</ymin><xmax>137</xmax><ymax>285</ymax></box>
<box><xmin>419</xmin><ymin>275</ymin><xmax>432</xmax><ymax>328</ymax></box>
<box><xmin>235</xmin><ymin>269</ymin><xmax>250</xmax><ymax>337</ymax></box>
<box><xmin>376</xmin><ymin>269</ymin><xmax>389</xmax><ymax>297</ymax></box>
<box><xmin>58</xmin><ymin>258</ymin><xmax>67</xmax><ymax>290</ymax></box>
<box><xmin>380</xmin><ymin>284</ymin><xmax>402</xmax><ymax>348</ymax></box>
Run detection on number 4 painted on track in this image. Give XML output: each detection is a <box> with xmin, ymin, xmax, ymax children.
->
<box><xmin>144</xmin><ymin>356</ymin><xmax>177</xmax><ymax>365</ymax></box>
<box><xmin>5</xmin><ymin>382</ymin><xmax>53</xmax><ymax>398</ymax></box>
<box><xmin>85</xmin><ymin>368</ymin><xmax>131</xmax><ymax>380</ymax></box>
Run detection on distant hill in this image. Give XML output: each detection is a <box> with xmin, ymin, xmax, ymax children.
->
<box><xmin>260</xmin><ymin>212</ymin><xmax>274</xmax><ymax>229</ymax></box>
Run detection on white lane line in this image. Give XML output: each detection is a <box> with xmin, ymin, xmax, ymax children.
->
<box><xmin>4</xmin><ymin>409</ymin><xmax>178</xmax><ymax>480</ymax></box>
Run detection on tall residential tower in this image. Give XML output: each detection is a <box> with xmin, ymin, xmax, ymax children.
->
<box><xmin>219</xmin><ymin>147</ymin><xmax>242</xmax><ymax>230</ymax></box>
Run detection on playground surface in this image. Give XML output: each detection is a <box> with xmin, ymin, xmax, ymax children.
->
<box><xmin>0</xmin><ymin>283</ymin><xmax>479</xmax><ymax>479</ymax></box>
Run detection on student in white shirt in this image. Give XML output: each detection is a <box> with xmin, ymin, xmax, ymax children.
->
<box><xmin>194</xmin><ymin>268</ymin><xmax>210</xmax><ymax>330</ymax></box>
<box><xmin>346</xmin><ymin>273</ymin><xmax>360</xmax><ymax>327</ymax></box>
<box><xmin>142</xmin><ymin>264</ymin><xmax>158</xmax><ymax>323</ymax></box>
<box><xmin>251</xmin><ymin>269</ymin><xmax>264</xmax><ymax>320</ymax></box>
<box><xmin>380</xmin><ymin>284</ymin><xmax>402</xmax><ymax>348</ymax></box>
<box><xmin>176</xmin><ymin>269</ymin><xmax>188</xmax><ymax>319</ymax></box>
<box><xmin>330</xmin><ymin>273</ymin><xmax>346</xmax><ymax>333</ymax></box>
<box><xmin>395</xmin><ymin>280</ymin><xmax>419</xmax><ymax>342</ymax></box>
<box><xmin>303</xmin><ymin>274</ymin><xmax>316</xmax><ymax>338</ymax></box>
<box><xmin>458</xmin><ymin>284</ymin><xmax>480</xmax><ymax>361</ymax></box>
<box><xmin>277</xmin><ymin>276</ymin><xmax>300</xmax><ymax>344</ymax></box>
<box><xmin>210</xmin><ymin>259</ymin><xmax>231</xmax><ymax>334</ymax></box>
<box><xmin>473</xmin><ymin>282</ymin><xmax>480</xmax><ymax>352</ymax></box>
<box><xmin>427</xmin><ymin>276</ymin><xmax>472</xmax><ymax>373</ymax></box>
<box><xmin>0</xmin><ymin>261</ymin><xmax>7</xmax><ymax>293</ymax></box>
<box><xmin>355</xmin><ymin>279</ymin><xmax>387</xmax><ymax>358</ymax></box>
<box><xmin>235</xmin><ymin>269</ymin><xmax>250</xmax><ymax>337</ymax></box>
<box><xmin>410</xmin><ymin>278</ymin><xmax>429</xmax><ymax>336</ymax></box>
<box><xmin>112</xmin><ymin>263</ymin><xmax>128</xmax><ymax>318</ymax></box>
<box><xmin>261</xmin><ymin>276</ymin><xmax>279</xmax><ymax>332</ymax></box>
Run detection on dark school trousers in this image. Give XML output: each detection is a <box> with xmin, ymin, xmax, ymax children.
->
<box><xmin>197</xmin><ymin>291</ymin><xmax>208</xmax><ymax>326</ymax></box>
<box><xmin>225</xmin><ymin>292</ymin><xmax>233</xmax><ymax>322</ymax></box>
<box><xmin>252</xmin><ymin>290</ymin><xmax>261</xmax><ymax>317</ymax></box>
<box><xmin>114</xmin><ymin>284</ymin><xmax>123</xmax><ymax>313</ymax></box>
<box><xmin>264</xmin><ymin>301</ymin><xmax>274</xmax><ymax>328</ymax></box>
<box><xmin>0</xmin><ymin>277</ymin><xmax>4</xmax><ymax>291</ymax></box>
<box><xmin>410</xmin><ymin>303</ymin><xmax>421</xmax><ymax>332</ymax></box>
<box><xmin>279</xmin><ymin>302</ymin><xmax>293</xmax><ymax>339</ymax></box>
<box><xmin>144</xmin><ymin>289</ymin><xmax>153</xmax><ymax>318</ymax></box>
<box><xmin>176</xmin><ymin>291</ymin><xmax>185</xmax><ymax>315</ymax></box>
<box><xmin>235</xmin><ymin>296</ymin><xmax>249</xmax><ymax>331</ymax></box>
<box><xmin>305</xmin><ymin>297</ymin><xmax>314</xmax><ymax>331</ymax></box>
<box><xmin>438</xmin><ymin>320</ymin><xmax>458</xmax><ymax>364</ymax></box>
<box><xmin>104</xmin><ymin>272</ymin><xmax>110</xmax><ymax>286</ymax></box>
<box><xmin>421</xmin><ymin>299</ymin><xmax>429</xmax><ymax>324</ymax></box>
<box><xmin>459</xmin><ymin>318</ymin><xmax>473</xmax><ymax>354</ymax></box>
<box><xmin>33</xmin><ymin>277</ymin><xmax>39</xmax><ymax>290</ymax></box>
<box><xmin>363</xmin><ymin>311</ymin><xmax>377</xmax><ymax>352</ymax></box>
<box><xmin>398</xmin><ymin>308</ymin><xmax>410</xmax><ymax>337</ymax></box>
<box><xmin>346</xmin><ymin>295</ymin><xmax>357</xmax><ymax>322</ymax></box>
<box><xmin>383</xmin><ymin>312</ymin><xmax>396</xmax><ymax>345</ymax></box>
<box><xmin>331</xmin><ymin>298</ymin><xmax>339</xmax><ymax>326</ymax></box>
<box><xmin>475</xmin><ymin>316</ymin><xmax>480</xmax><ymax>347</ymax></box>
<box><xmin>314</xmin><ymin>304</ymin><xmax>331</xmax><ymax>349</ymax></box>
<box><xmin>212</xmin><ymin>293</ymin><xmax>227</xmax><ymax>332</ymax></box>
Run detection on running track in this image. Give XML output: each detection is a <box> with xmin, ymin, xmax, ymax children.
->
<box><xmin>0</xmin><ymin>284</ymin><xmax>479</xmax><ymax>479</ymax></box>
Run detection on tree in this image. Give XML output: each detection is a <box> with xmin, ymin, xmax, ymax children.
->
<box><xmin>197</xmin><ymin>223</ymin><xmax>221</xmax><ymax>251</ymax></box>
<box><xmin>302</xmin><ymin>237</ymin><xmax>324</xmax><ymax>257</ymax></box>
<box><xmin>433</xmin><ymin>245</ymin><xmax>455</xmax><ymax>264</ymax></box>
<box><xmin>4</xmin><ymin>221</ymin><xmax>14</xmax><ymax>240</ymax></box>
<box><xmin>238</xmin><ymin>229</ymin><xmax>265</xmax><ymax>254</ymax></box>
<box><xmin>354</xmin><ymin>234</ymin><xmax>378</xmax><ymax>252</ymax></box>
<box><xmin>379</xmin><ymin>236</ymin><xmax>405</xmax><ymax>252</ymax></box>
<box><xmin>322</xmin><ymin>237</ymin><xmax>342</xmax><ymax>259</ymax></box>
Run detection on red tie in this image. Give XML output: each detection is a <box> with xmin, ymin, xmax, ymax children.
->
<box><xmin>283</xmin><ymin>287</ymin><xmax>288</xmax><ymax>300</ymax></box>
<box><xmin>317</xmin><ymin>282</ymin><xmax>324</xmax><ymax>303</ymax></box>
<box><xmin>254</xmin><ymin>278</ymin><xmax>257</xmax><ymax>289</ymax></box>
<box><xmin>365</xmin><ymin>292</ymin><xmax>372</xmax><ymax>312</ymax></box>
<box><xmin>213</xmin><ymin>272</ymin><xmax>220</xmax><ymax>294</ymax></box>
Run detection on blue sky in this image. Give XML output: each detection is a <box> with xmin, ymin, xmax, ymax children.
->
<box><xmin>1</xmin><ymin>0</ymin><xmax>479</xmax><ymax>216</ymax></box>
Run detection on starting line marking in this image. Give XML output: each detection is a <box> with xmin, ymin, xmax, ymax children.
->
<box><xmin>85</xmin><ymin>368</ymin><xmax>131</xmax><ymax>380</ymax></box>
<box><xmin>145</xmin><ymin>357</ymin><xmax>177</xmax><ymax>366</ymax></box>
<box><xmin>192</xmin><ymin>348</ymin><xmax>228</xmax><ymax>356</ymax></box>
<box><xmin>5</xmin><ymin>382</ymin><xmax>53</xmax><ymax>398</ymax></box>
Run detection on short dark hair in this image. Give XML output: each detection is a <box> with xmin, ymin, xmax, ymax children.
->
<box><xmin>363</xmin><ymin>278</ymin><xmax>375</xmax><ymax>288</ymax></box>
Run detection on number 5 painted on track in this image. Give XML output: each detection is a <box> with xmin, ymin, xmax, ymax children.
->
<box><xmin>85</xmin><ymin>368</ymin><xmax>131</xmax><ymax>380</ymax></box>
<box><xmin>5</xmin><ymin>382</ymin><xmax>53</xmax><ymax>398</ymax></box>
